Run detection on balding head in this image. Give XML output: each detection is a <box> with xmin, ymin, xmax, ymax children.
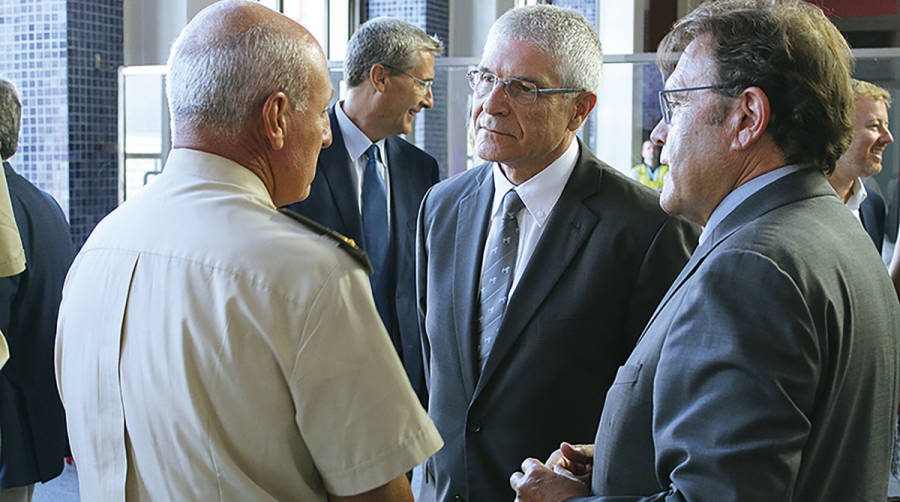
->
<box><xmin>166</xmin><ymin>0</ymin><xmax>324</xmax><ymax>139</ymax></box>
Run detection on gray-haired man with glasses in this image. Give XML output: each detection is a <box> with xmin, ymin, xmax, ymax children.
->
<box><xmin>415</xmin><ymin>5</ymin><xmax>699</xmax><ymax>501</ymax></box>
<box><xmin>285</xmin><ymin>17</ymin><xmax>442</xmax><ymax>407</ymax></box>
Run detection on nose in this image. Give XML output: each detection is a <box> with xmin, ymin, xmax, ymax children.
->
<box><xmin>480</xmin><ymin>79</ymin><xmax>509</xmax><ymax>115</ymax></box>
<box><xmin>880</xmin><ymin>124</ymin><xmax>894</xmax><ymax>145</ymax></box>
<box><xmin>422</xmin><ymin>85</ymin><xmax>434</xmax><ymax>109</ymax></box>
<box><xmin>649</xmin><ymin>119</ymin><xmax>667</xmax><ymax>159</ymax></box>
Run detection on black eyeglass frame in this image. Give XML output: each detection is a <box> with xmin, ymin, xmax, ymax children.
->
<box><xmin>658</xmin><ymin>85</ymin><xmax>727</xmax><ymax>123</ymax></box>
<box><xmin>466</xmin><ymin>70</ymin><xmax>586</xmax><ymax>105</ymax></box>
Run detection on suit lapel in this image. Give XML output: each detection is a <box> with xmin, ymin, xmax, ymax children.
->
<box><xmin>318</xmin><ymin>105</ymin><xmax>364</xmax><ymax>244</ymax></box>
<box><xmin>639</xmin><ymin>167</ymin><xmax>834</xmax><ymax>334</ymax></box>
<box><xmin>454</xmin><ymin>166</ymin><xmax>494</xmax><ymax>398</ymax></box>
<box><xmin>475</xmin><ymin>146</ymin><xmax>600</xmax><ymax>398</ymax></box>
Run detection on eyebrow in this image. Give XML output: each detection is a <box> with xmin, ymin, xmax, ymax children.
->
<box><xmin>476</xmin><ymin>66</ymin><xmax>541</xmax><ymax>86</ymax></box>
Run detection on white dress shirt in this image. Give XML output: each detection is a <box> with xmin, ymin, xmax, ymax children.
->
<box><xmin>334</xmin><ymin>101</ymin><xmax>391</xmax><ymax>215</ymax></box>
<box><xmin>481</xmin><ymin>139</ymin><xmax>580</xmax><ymax>299</ymax></box>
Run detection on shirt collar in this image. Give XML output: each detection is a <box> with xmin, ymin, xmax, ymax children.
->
<box><xmin>335</xmin><ymin>101</ymin><xmax>385</xmax><ymax>163</ymax></box>
<box><xmin>839</xmin><ymin>177</ymin><xmax>868</xmax><ymax>212</ymax></box>
<box><xmin>164</xmin><ymin>148</ymin><xmax>276</xmax><ymax>209</ymax></box>
<box><xmin>490</xmin><ymin>139</ymin><xmax>579</xmax><ymax>227</ymax></box>
<box><xmin>700</xmin><ymin>163</ymin><xmax>808</xmax><ymax>245</ymax></box>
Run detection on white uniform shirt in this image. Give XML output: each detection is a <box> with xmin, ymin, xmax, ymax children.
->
<box><xmin>55</xmin><ymin>149</ymin><xmax>442</xmax><ymax>501</ymax></box>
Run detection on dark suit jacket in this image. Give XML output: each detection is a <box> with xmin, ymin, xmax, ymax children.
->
<box><xmin>860</xmin><ymin>188</ymin><xmax>885</xmax><ymax>253</ymax></box>
<box><xmin>286</xmin><ymin>105</ymin><xmax>439</xmax><ymax>404</ymax></box>
<box><xmin>0</xmin><ymin>162</ymin><xmax>74</xmax><ymax>487</ymax></box>
<box><xmin>415</xmin><ymin>141</ymin><xmax>700</xmax><ymax>502</ymax></box>
<box><xmin>581</xmin><ymin>168</ymin><xmax>900</xmax><ymax>501</ymax></box>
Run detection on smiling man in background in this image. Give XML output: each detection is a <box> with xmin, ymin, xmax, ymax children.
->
<box><xmin>828</xmin><ymin>79</ymin><xmax>894</xmax><ymax>253</ymax></box>
<box><xmin>286</xmin><ymin>18</ymin><xmax>442</xmax><ymax>405</ymax></box>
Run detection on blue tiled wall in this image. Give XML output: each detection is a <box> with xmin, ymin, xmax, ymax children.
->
<box><xmin>67</xmin><ymin>0</ymin><xmax>123</xmax><ymax>246</ymax></box>
<box><xmin>0</xmin><ymin>0</ymin><xmax>70</xmax><ymax>214</ymax></box>
<box><xmin>0</xmin><ymin>0</ymin><xmax>122</xmax><ymax>249</ymax></box>
<box><xmin>66</xmin><ymin>0</ymin><xmax>122</xmax><ymax>247</ymax></box>
<box><xmin>368</xmin><ymin>0</ymin><xmax>451</xmax><ymax>178</ymax></box>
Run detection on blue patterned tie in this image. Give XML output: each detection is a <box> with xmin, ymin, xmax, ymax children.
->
<box><xmin>362</xmin><ymin>144</ymin><xmax>390</xmax><ymax>325</ymax></box>
<box><xmin>478</xmin><ymin>189</ymin><xmax>524</xmax><ymax>366</ymax></box>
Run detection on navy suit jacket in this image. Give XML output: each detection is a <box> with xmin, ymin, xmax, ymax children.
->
<box><xmin>860</xmin><ymin>188</ymin><xmax>885</xmax><ymax>253</ymax></box>
<box><xmin>0</xmin><ymin>162</ymin><xmax>74</xmax><ymax>487</ymax></box>
<box><xmin>286</xmin><ymin>105</ymin><xmax>439</xmax><ymax>404</ymax></box>
<box><xmin>580</xmin><ymin>168</ymin><xmax>900</xmax><ymax>501</ymax></box>
<box><xmin>416</xmin><ymin>141</ymin><xmax>700</xmax><ymax>502</ymax></box>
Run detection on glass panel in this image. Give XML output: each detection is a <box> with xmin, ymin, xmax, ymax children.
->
<box><xmin>123</xmin><ymin>74</ymin><xmax>162</xmax><ymax>155</ymax></box>
<box><xmin>284</xmin><ymin>0</ymin><xmax>328</xmax><ymax>53</ymax></box>
<box><xmin>329</xmin><ymin>0</ymin><xmax>349</xmax><ymax>60</ymax></box>
<box><xmin>124</xmin><ymin>158</ymin><xmax>163</xmax><ymax>199</ymax></box>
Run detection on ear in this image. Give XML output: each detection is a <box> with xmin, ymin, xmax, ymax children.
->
<box><xmin>369</xmin><ymin>63</ymin><xmax>389</xmax><ymax>93</ymax></box>
<box><xmin>731</xmin><ymin>86</ymin><xmax>770</xmax><ymax>151</ymax></box>
<box><xmin>262</xmin><ymin>91</ymin><xmax>290</xmax><ymax>151</ymax></box>
<box><xmin>567</xmin><ymin>92</ymin><xmax>597</xmax><ymax>131</ymax></box>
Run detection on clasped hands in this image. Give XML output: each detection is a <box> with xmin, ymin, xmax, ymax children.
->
<box><xmin>509</xmin><ymin>442</ymin><xmax>594</xmax><ymax>502</ymax></box>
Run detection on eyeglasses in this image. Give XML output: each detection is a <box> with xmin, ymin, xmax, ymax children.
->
<box><xmin>466</xmin><ymin>70</ymin><xmax>585</xmax><ymax>105</ymax></box>
<box><xmin>658</xmin><ymin>85</ymin><xmax>726</xmax><ymax>123</ymax></box>
<box><xmin>383</xmin><ymin>65</ymin><xmax>434</xmax><ymax>93</ymax></box>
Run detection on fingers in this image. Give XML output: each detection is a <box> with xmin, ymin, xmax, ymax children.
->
<box><xmin>561</xmin><ymin>442</ymin><xmax>594</xmax><ymax>462</ymax></box>
<box><xmin>510</xmin><ymin>458</ymin><xmax>542</xmax><ymax>494</ymax></box>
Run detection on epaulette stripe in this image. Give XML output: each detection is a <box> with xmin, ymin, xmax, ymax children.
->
<box><xmin>277</xmin><ymin>208</ymin><xmax>374</xmax><ymax>275</ymax></box>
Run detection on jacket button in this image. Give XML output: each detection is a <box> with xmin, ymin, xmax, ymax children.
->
<box><xmin>469</xmin><ymin>422</ymin><xmax>482</xmax><ymax>433</ymax></box>
<box><xmin>454</xmin><ymin>496</ymin><xmax>464</xmax><ymax>502</ymax></box>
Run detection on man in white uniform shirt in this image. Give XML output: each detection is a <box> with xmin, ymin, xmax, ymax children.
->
<box><xmin>54</xmin><ymin>1</ymin><xmax>442</xmax><ymax>501</ymax></box>
<box><xmin>828</xmin><ymin>79</ymin><xmax>894</xmax><ymax>253</ymax></box>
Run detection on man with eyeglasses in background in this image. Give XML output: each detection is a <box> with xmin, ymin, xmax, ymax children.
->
<box><xmin>414</xmin><ymin>5</ymin><xmax>699</xmax><ymax>501</ymax></box>
<box><xmin>286</xmin><ymin>17</ymin><xmax>441</xmax><ymax>406</ymax></box>
<box><xmin>510</xmin><ymin>1</ymin><xmax>900</xmax><ymax>500</ymax></box>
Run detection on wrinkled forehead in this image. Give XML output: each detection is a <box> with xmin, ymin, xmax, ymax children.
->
<box><xmin>664</xmin><ymin>36</ymin><xmax>717</xmax><ymax>89</ymax></box>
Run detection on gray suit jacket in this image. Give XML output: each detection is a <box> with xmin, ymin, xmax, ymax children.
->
<box><xmin>579</xmin><ymin>167</ymin><xmax>900</xmax><ymax>501</ymax></box>
<box><xmin>416</xmin><ymin>140</ymin><xmax>700</xmax><ymax>502</ymax></box>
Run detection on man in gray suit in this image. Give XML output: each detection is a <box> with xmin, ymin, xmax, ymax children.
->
<box><xmin>415</xmin><ymin>5</ymin><xmax>699</xmax><ymax>501</ymax></box>
<box><xmin>511</xmin><ymin>1</ymin><xmax>900</xmax><ymax>501</ymax></box>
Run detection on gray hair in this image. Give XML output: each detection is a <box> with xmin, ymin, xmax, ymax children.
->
<box><xmin>343</xmin><ymin>17</ymin><xmax>442</xmax><ymax>88</ymax></box>
<box><xmin>0</xmin><ymin>78</ymin><xmax>21</xmax><ymax>160</ymax></box>
<box><xmin>488</xmin><ymin>5</ymin><xmax>602</xmax><ymax>95</ymax></box>
<box><xmin>166</xmin><ymin>1</ymin><xmax>312</xmax><ymax>138</ymax></box>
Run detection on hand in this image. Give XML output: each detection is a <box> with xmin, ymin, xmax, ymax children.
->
<box><xmin>510</xmin><ymin>457</ymin><xmax>590</xmax><ymax>502</ymax></box>
<box><xmin>545</xmin><ymin>442</ymin><xmax>594</xmax><ymax>483</ymax></box>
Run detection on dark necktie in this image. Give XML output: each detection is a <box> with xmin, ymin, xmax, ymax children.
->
<box><xmin>361</xmin><ymin>144</ymin><xmax>390</xmax><ymax>326</ymax></box>
<box><xmin>478</xmin><ymin>189</ymin><xmax>524</xmax><ymax>366</ymax></box>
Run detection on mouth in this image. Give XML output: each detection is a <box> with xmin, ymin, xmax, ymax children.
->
<box><xmin>477</xmin><ymin>123</ymin><xmax>514</xmax><ymax>137</ymax></box>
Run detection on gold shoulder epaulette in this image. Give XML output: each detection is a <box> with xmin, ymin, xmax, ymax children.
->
<box><xmin>278</xmin><ymin>208</ymin><xmax>374</xmax><ymax>275</ymax></box>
